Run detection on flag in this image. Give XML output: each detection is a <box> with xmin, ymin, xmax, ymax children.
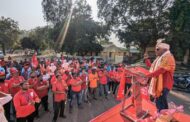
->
<box><xmin>31</xmin><ymin>53</ymin><xmax>38</xmax><ymax>68</ymax></box>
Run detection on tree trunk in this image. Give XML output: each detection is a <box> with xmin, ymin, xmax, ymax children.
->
<box><xmin>2</xmin><ymin>43</ymin><xmax>5</xmax><ymax>55</ymax></box>
<box><xmin>183</xmin><ymin>48</ymin><xmax>189</xmax><ymax>65</ymax></box>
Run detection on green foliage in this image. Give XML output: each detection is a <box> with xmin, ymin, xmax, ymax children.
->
<box><xmin>20</xmin><ymin>37</ymin><xmax>37</xmax><ymax>49</ymax></box>
<box><xmin>168</xmin><ymin>0</ymin><xmax>190</xmax><ymax>60</ymax></box>
<box><xmin>42</xmin><ymin>0</ymin><xmax>107</xmax><ymax>55</ymax></box>
<box><xmin>29</xmin><ymin>26</ymin><xmax>50</xmax><ymax>50</ymax></box>
<box><xmin>42</xmin><ymin>0</ymin><xmax>72</xmax><ymax>25</ymax></box>
<box><xmin>97</xmin><ymin>0</ymin><xmax>172</xmax><ymax>52</ymax></box>
<box><xmin>20</xmin><ymin>26</ymin><xmax>51</xmax><ymax>50</ymax></box>
<box><xmin>0</xmin><ymin>16</ymin><xmax>19</xmax><ymax>50</ymax></box>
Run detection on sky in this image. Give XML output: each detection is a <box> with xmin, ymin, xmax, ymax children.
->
<box><xmin>0</xmin><ymin>0</ymin><xmax>124</xmax><ymax>47</ymax></box>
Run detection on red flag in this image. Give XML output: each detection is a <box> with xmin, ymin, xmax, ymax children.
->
<box><xmin>31</xmin><ymin>53</ymin><xmax>38</xmax><ymax>68</ymax></box>
<box><xmin>116</xmin><ymin>72</ymin><xmax>126</xmax><ymax>101</ymax></box>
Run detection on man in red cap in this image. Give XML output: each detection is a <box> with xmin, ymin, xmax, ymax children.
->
<box><xmin>9</xmin><ymin>68</ymin><xmax>25</xmax><ymax>96</ymax></box>
<box><xmin>8</xmin><ymin>68</ymin><xmax>25</xmax><ymax>118</ymax></box>
<box><xmin>13</xmin><ymin>81</ymin><xmax>40</xmax><ymax>122</ymax></box>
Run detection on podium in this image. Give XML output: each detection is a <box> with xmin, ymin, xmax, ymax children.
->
<box><xmin>120</xmin><ymin>67</ymin><xmax>150</xmax><ymax>122</ymax></box>
<box><xmin>90</xmin><ymin>66</ymin><xmax>190</xmax><ymax>122</ymax></box>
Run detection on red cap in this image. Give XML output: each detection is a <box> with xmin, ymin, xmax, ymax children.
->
<box><xmin>10</xmin><ymin>68</ymin><xmax>18</xmax><ymax>74</ymax></box>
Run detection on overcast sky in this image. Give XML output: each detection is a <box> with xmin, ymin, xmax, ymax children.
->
<box><xmin>0</xmin><ymin>0</ymin><xmax>98</xmax><ymax>30</ymax></box>
<box><xmin>0</xmin><ymin>0</ymin><xmax>124</xmax><ymax>47</ymax></box>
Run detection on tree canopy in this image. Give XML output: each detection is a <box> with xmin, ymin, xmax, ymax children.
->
<box><xmin>0</xmin><ymin>16</ymin><xmax>19</xmax><ymax>53</ymax></box>
<box><xmin>20</xmin><ymin>26</ymin><xmax>51</xmax><ymax>51</ymax></box>
<box><xmin>42</xmin><ymin>0</ymin><xmax>107</xmax><ymax>54</ymax></box>
<box><xmin>168</xmin><ymin>0</ymin><xmax>190</xmax><ymax>63</ymax></box>
<box><xmin>97</xmin><ymin>0</ymin><xmax>173</xmax><ymax>51</ymax></box>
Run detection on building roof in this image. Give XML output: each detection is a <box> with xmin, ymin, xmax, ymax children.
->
<box><xmin>102</xmin><ymin>44</ymin><xmax>127</xmax><ymax>52</ymax></box>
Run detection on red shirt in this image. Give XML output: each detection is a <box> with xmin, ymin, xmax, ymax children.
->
<box><xmin>80</xmin><ymin>73</ymin><xmax>88</xmax><ymax>90</ymax></box>
<box><xmin>28</xmin><ymin>78</ymin><xmax>38</xmax><ymax>88</ymax></box>
<box><xmin>9</xmin><ymin>76</ymin><xmax>25</xmax><ymax>96</ymax></box>
<box><xmin>62</xmin><ymin>74</ymin><xmax>68</xmax><ymax>81</ymax></box>
<box><xmin>108</xmin><ymin>71</ymin><xmax>115</xmax><ymax>80</ymax></box>
<box><xmin>50</xmin><ymin>75</ymin><xmax>56</xmax><ymax>85</ymax></box>
<box><xmin>13</xmin><ymin>89</ymin><xmax>39</xmax><ymax>118</ymax></box>
<box><xmin>52</xmin><ymin>80</ymin><xmax>67</xmax><ymax>102</ymax></box>
<box><xmin>114</xmin><ymin>72</ymin><xmax>122</xmax><ymax>83</ymax></box>
<box><xmin>0</xmin><ymin>81</ymin><xmax>9</xmax><ymax>94</ymax></box>
<box><xmin>34</xmin><ymin>80</ymin><xmax>49</xmax><ymax>98</ymax></box>
<box><xmin>70</xmin><ymin>77</ymin><xmax>82</xmax><ymax>92</ymax></box>
<box><xmin>98</xmin><ymin>71</ymin><xmax>107</xmax><ymax>85</ymax></box>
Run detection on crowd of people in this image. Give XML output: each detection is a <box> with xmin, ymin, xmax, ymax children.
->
<box><xmin>0</xmin><ymin>55</ymin><xmax>129</xmax><ymax>122</ymax></box>
<box><xmin>0</xmin><ymin>40</ymin><xmax>176</xmax><ymax>122</ymax></box>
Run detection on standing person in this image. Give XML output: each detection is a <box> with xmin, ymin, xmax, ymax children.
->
<box><xmin>21</xmin><ymin>63</ymin><xmax>31</xmax><ymax>80</ymax></box>
<box><xmin>8</xmin><ymin>68</ymin><xmax>25</xmax><ymax>119</ymax></box>
<box><xmin>34</xmin><ymin>76</ymin><xmax>49</xmax><ymax>118</ymax></box>
<box><xmin>28</xmin><ymin>72</ymin><xmax>38</xmax><ymax>89</ymax></box>
<box><xmin>52</xmin><ymin>73</ymin><xmax>68</xmax><ymax>122</ymax></box>
<box><xmin>145</xmin><ymin>41</ymin><xmax>176</xmax><ymax>112</ymax></box>
<box><xmin>80</xmin><ymin>69</ymin><xmax>88</xmax><ymax>103</ymax></box>
<box><xmin>88</xmin><ymin>68</ymin><xmax>99</xmax><ymax>100</ymax></box>
<box><xmin>9</xmin><ymin>68</ymin><xmax>25</xmax><ymax>97</ymax></box>
<box><xmin>108</xmin><ymin>68</ymin><xmax>115</xmax><ymax>94</ymax></box>
<box><xmin>0</xmin><ymin>91</ymin><xmax>12</xmax><ymax>122</ymax></box>
<box><xmin>13</xmin><ymin>81</ymin><xmax>40</xmax><ymax>122</ymax></box>
<box><xmin>112</xmin><ymin>68</ymin><xmax>122</xmax><ymax>95</ymax></box>
<box><xmin>98</xmin><ymin>69</ymin><xmax>108</xmax><ymax>99</ymax></box>
<box><xmin>69</xmin><ymin>73</ymin><xmax>83</xmax><ymax>113</ymax></box>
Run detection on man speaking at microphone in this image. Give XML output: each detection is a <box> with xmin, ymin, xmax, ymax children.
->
<box><xmin>144</xmin><ymin>40</ymin><xmax>176</xmax><ymax>112</ymax></box>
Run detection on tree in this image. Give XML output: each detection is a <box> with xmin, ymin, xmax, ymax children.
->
<box><xmin>42</xmin><ymin>0</ymin><xmax>72</xmax><ymax>25</ymax></box>
<box><xmin>20</xmin><ymin>26</ymin><xmax>51</xmax><ymax>51</ymax></box>
<box><xmin>0</xmin><ymin>16</ymin><xmax>19</xmax><ymax>54</ymax></box>
<box><xmin>20</xmin><ymin>37</ymin><xmax>37</xmax><ymax>50</ymax></box>
<box><xmin>42</xmin><ymin>0</ymin><xmax>107</xmax><ymax>55</ymax></box>
<box><xmin>97</xmin><ymin>0</ymin><xmax>173</xmax><ymax>53</ymax></box>
<box><xmin>29</xmin><ymin>26</ymin><xmax>51</xmax><ymax>51</ymax></box>
<box><xmin>168</xmin><ymin>0</ymin><xmax>190</xmax><ymax>64</ymax></box>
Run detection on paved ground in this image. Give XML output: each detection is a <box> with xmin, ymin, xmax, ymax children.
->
<box><xmin>169</xmin><ymin>88</ymin><xmax>190</xmax><ymax>114</ymax></box>
<box><xmin>32</xmin><ymin>88</ymin><xmax>190</xmax><ymax>122</ymax></box>
<box><xmin>35</xmin><ymin>92</ymin><xmax>119</xmax><ymax>122</ymax></box>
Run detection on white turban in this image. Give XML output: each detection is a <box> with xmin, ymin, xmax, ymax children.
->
<box><xmin>156</xmin><ymin>43</ymin><xmax>170</xmax><ymax>50</ymax></box>
<box><xmin>156</xmin><ymin>38</ymin><xmax>170</xmax><ymax>50</ymax></box>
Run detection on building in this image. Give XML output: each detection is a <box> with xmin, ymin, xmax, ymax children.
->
<box><xmin>101</xmin><ymin>44</ymin><xmax>128</xmax><ymax>64</ymax></box>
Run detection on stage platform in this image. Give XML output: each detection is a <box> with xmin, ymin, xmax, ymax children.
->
<box><xmin>90</xmin><ymin>98</ymin><xmax>190</xmax><ymax>122</ymax></box>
